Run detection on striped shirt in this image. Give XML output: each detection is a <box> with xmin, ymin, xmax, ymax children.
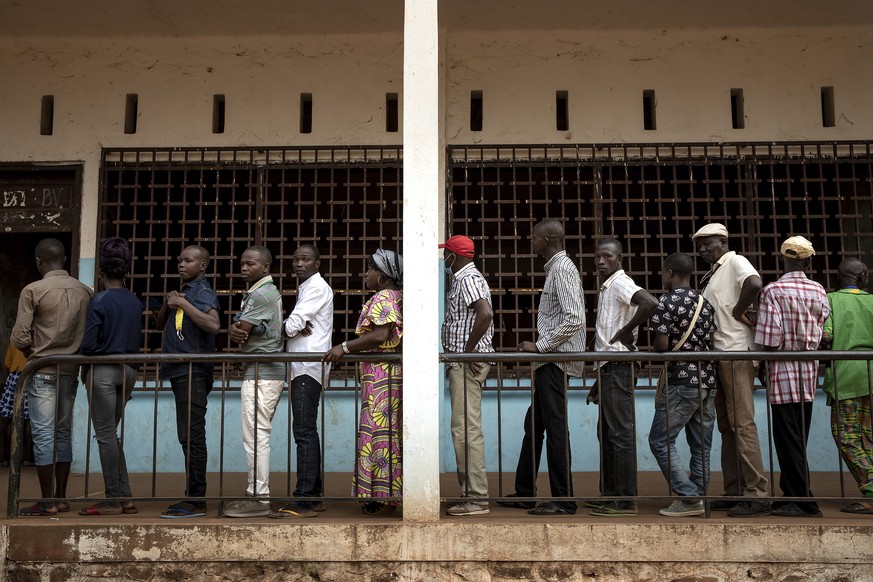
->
<box><xmin>595</xmin><ymin>269</ymin><xmax>643</xmax><ymax>368</ymax></box>
<box><xmin>441</xmin><ymin>262</ymin><xmax>495</xmax><ymax>354</ymax></box>
<box><xmin>533</xmin><ymin>251</ymin><xmax>586</xmax><ymax>377</ymax></box>
<box><xmin>755</xmin><ymin>271</ymin><xmax>830</xmax><ymax>404</ymax></box>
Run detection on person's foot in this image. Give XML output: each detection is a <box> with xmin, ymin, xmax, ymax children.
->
<box><xmin>528</xmin><ymin>501</ymin><xmax>575</xmax><ymax>515</ymax></box>
<box><xmin>771</xmin><ymin>502</ymin><xmax>821</xmax><ymax>518</ymax></box>
<box><xmin>495</xmin><ymin>493</ymin><xmax>534</xmax><ymax>510</ymax></box>
<box><xmin>161</xmin><ymin>500</ymin><xmax>207</xmax><ymax>519</ymax></box>
<box><xmin>590</xmin><ymin>501</ymin><xmax>638</xmax><ymax>517</ymax></box>
<box><xmin>446</xmin><ymin>501</ymin><xmax>490</xmax><ymax>516</ymax></box>
<box><xmin>659</xmin><ymin>499</ymin><xmax>705</xmax><ymax>517</ymax></box>
<box><xmin>223</xmin><ymin>498</ymin><xmax>270</xmax><ymax>518</ymax></box>
<box><xmin>269</xmin><ymin>501</ymin><xmax>317</xmax><ymax>519</ymax></box>
<box><xmin>727</xmin><ymin>500</ymin><xmax>771</xmax><ymax>517</ymax></box>
<box><xmin>709</xmin><ymin>496</ymin><xmax>739</xmax><ymax>511</ymax></box>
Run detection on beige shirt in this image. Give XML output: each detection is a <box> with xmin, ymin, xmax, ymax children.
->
<box><xmin>700</xmin><ymin>251</ymin><xmax>758</xmax><ymax>351</ymax></box>
<box><xmin>11</xmin><ymin>270</ymin><xmax>93</xmax><ymax>376</ymax></box>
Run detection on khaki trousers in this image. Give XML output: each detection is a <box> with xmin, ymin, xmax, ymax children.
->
<box><xmin>715</xmin><ymin>360</ymin><xmax>769</xmax><ymax>497</ymax></box>
<box><xmin>448</xmin><ymin>362</ymin><xmax>491</xmax><ymax>500</ymax></box>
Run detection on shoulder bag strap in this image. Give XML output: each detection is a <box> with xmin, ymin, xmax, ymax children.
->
<box><xmin>671</xmin><ymin>294</ymin><xmax>705</xmax><ymax>352</ymax></box>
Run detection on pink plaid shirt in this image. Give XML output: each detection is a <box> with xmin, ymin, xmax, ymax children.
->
<box><xmin>755</xmin><ymin>271</ymin><xmax>830</xmax><ymax>404</ymax></box>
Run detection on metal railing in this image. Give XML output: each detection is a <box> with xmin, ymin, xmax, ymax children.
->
<box><xmin>7</xmin><ymin>350</ymin><xmax>872</xmax><ymax>518</ymax></box>
<box><xmin>7</xmin><ymin>352</ymin><xmax>400</xmax><ymax>519</ymax></box>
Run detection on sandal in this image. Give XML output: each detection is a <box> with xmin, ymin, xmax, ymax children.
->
<box><xmin>79</xmin><ymin>502</ymin><xmax>123</xmax><ymax>516</ymax></box>
<box><xmin>841</xmin><ymin>501</ymin><xmax>873</xmax><ymax>514</ymax></box>
<box><xmin>161</xmin><ymin>501</ymin><xmax>206</xmax><ymax>519</ymax></box>
<box><xmin>19</xmin><ymin>503</ymin><xmax>58</xmax><ymax>517</ymax></box>
<box><xmin>79</xmin><ymin>501</ymin><xmax>137</xmax><ymax>516</ymax></box>
<box><xmin>361</xmin><ymin>501</ymin><xmax>396</xmax><ymax>515</ymax></box>
<box><xmin>57</xmin><ymin>502</ymin><xmax>70</xmax><ymax>513</ymax></box>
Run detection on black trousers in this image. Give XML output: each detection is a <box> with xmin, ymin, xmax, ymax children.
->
<box><xmin>771</xmin><ymin>401</ymin><xmax>818</xmax><ymax>513</ymax></box>
<box><xmin>513</xmin><ymin>364</ymin><xmax>576</xmax><ymax>512</ymax></box>
<box><xmin>170</xmin><ymin>374</ymin><xmax>211</xmax><ymax>500</ymax></box>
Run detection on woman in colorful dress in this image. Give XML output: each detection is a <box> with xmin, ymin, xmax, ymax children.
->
<box><xmin>325</xmin><ymin>248</ymin><xmax>403</xmax><ymax>514</ymax></box>
<box><xmin>78</xmin><ymin>237</ymin><xmax>142</xmax><ymax>516</ymax></box>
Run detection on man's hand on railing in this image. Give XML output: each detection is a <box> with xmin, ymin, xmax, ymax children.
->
<box><xmin>517</xmin><ymin>341</ymin><xmax>539</xmax><ymax>353</ymax></box>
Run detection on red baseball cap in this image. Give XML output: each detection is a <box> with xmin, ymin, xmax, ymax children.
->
<box><xmin>438</xmin><ymin>235</ymin><xmax>475</xmax><ymax>258</ymax></box>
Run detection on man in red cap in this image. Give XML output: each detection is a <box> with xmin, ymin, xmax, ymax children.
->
<box><xmin>439</xmin><ymin>235</ymin><xmax>495</xmax><ymax>516</ymax></box>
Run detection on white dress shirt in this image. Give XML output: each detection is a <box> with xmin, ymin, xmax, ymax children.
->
<box><xmin>285</xmin><ymin>272</ymin><xmax>334</xmax><ymax>383</ymax></box>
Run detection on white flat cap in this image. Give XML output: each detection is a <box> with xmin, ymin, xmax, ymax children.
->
<box><xmin>692</xmin><ymin>223</ymin><xmax>729</xmax><ymax>240</ymax></box>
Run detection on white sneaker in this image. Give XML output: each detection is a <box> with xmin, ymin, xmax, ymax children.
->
<box><xmin>659</xmin><ymin>499</ymin><xmax>705</xmax><ymax>517</ymax></box>
<box><xmin>223</xmin><ymin>498</ymin><xmax>270</xmax><ymax>518</ymax></box>
<box><xmin>447</xmin><ymin>501</ymin><xmax>490</xmax><ymax>516</ymax></box>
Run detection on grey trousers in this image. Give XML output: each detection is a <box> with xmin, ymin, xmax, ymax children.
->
<box><xmin>87</xmin><ymin>364</ymin><xmax>136</xmax><ymax>499</ymax></box>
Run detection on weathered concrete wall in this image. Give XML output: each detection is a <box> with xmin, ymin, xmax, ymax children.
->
<box><xmin>3</xmin><ymin>560</ymin><xmax>870</xmax><ymax>582</ymax></box>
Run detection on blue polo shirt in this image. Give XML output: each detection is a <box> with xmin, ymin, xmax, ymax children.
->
<box><xmin>161</xmin><ymin>277</ymin><xmax>221</xmax><ymax>380</ymax></box>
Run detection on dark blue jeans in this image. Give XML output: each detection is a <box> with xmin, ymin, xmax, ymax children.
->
<box><xmin>291</xmin><ymin>374</ymin><xmax>323</xmax><ymax>499</ymax></box>
<box><xmin>170</xmin><ymin>374</ymin><xmax>211</xmax><ymax>500</ymax></box>
<box><xmin>513</xmin><ymin>364</ymin><xmax>575</xmax><ymax>512</ymax></box>
<box><xmin>596</xmin><ymin>363</ymin><xmax>638</xmax><ymax>498</ymax></box>
<box><xmin>648</xmin><ymin>383</ymin><xmax>716</xmax><ymax>497</ymax></box>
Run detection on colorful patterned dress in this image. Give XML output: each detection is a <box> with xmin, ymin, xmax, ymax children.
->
<box><xmin>353</xmin><ymin>288</ymin><xmax>403</xmax><ymax>504</ymax></box>
<box><xmin>0</xmin><ymin>344</ymin><xmax>28</xmax><ymax>420</ymax></box>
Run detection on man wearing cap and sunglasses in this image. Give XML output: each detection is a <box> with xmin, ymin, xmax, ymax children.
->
<box><xmin>692</xmin><ymin>223</ymin><xmax>769</xmax><ymax>517</ymax></box>
<box><xmin>439</xmin><ymin>235</ymin><xmax>495</xmax><ymax>516</ymax></box>
<box><xmin>755</xmin><ymin>235</ymin><xmax>829</xmax><ymax>517</ymax></box>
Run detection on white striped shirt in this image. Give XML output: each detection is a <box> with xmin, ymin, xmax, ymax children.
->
<box><xmin>441</xmin><ymin>262</ymin><xmax>495</xmax><ymax>354</ymax></box>
<box><xmin>533</xmin><ymin>251</ymin><xmax>587</xmax><ymax>377</ymax></box>
<box><xmin>595</xmin><ymin>269</ymin><xmax>643</xmax><ymax>368</ymax></box>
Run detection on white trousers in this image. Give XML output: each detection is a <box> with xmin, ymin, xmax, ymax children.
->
<box><xmin>240</xmin><ymin>379</ymin><xmax>285</xmax><ymax>496</ymax></box>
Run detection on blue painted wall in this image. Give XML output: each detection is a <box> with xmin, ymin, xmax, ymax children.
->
<box><xmin>70</xmin><ymin>379</ymin><xmax>840</xmax><ymax>476</ymax></box>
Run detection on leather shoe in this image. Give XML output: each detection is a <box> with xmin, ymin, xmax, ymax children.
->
<box><xmin>727</xmin><ymin>500</ymin><xmax>771</xmax><ymax>517</ymax></box>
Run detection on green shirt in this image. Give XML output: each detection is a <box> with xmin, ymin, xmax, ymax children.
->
<box><xmin>238</xmin><ymin>275</ymin><xmax>286</xmax><ymax>381</ymax></box>
<box><xmin>823</xmin><ymin>288</ymin><xmax>873</xmax><ymax>401</ymax></box>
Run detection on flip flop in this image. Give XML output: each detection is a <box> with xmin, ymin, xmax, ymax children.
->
<box><xmin>57</xmin><ymin>502</ymin><xmax>70</xmax><ymax>513</ymax></box>
<box><xmin>528</xmin><ymin>502</ymin><xmax>573</xmax><ymax>516</ymax></box>
<box><xmin>268</xmin><ymin>504</ymin><xmax>316</xmax><ymax>519</ymax></box>
<box><xmin>161</xmin><ymin>501</ymin><xmax>206</xmax><ymax>519</ymax></box>
<box><xmin>79</xmin><ymin>502</ymin><xmax>137</xmax><ymax>516</ymax></box>
<box><xmin>19</xmin><ymin>503</ymin><xmax>57</xmax><ymax>517</ymax></box>
<box><xmin>840</xmin><ymin>501</ymin><xmax>873</xmax><ymax>514</ymax></box>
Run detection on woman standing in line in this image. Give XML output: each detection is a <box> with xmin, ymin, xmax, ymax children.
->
<box><xmin>78</xmin><ymin>237</ymin><xmax>142</xmax><ymax>516</ymax></box>
<box><xmin>325</xmin><ymin>249</ymin><xmax>403</xmax><ymax>514</ymax></box>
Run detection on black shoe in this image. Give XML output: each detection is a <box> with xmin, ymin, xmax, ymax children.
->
<box><xmin>495</xmin><ymin>493</ymin><xmax>535</xmax><ymax>510</ymax></box>
<box><xmin>771</xmin><ymin>502</ymin><xmax>821</xmax><ymax>518</ymax></box>
<box><xmin>709</xmin><ymin>497</ymin><xmax>738</xmax><ymax>511</ymax></box>
<box><xmin>727</xmin><ymin>500</ymin><xmax>772</xmax><ymax>517</ymax></box>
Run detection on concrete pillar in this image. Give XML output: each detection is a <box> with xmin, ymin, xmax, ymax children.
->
<box><xmin>401</xmin><ymin>0</ymin><xmax>441</xmax><ymax>522</ymax></box>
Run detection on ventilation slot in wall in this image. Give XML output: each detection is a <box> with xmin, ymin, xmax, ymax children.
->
<box><xmin>821</xmin><ymin>86</ymin><xmax>835</xmax><ymax>128</ymax></box>
<box><xmin>643</xmin><ymin>90</ymin><xmax>656</xmax><ymax>131</ymax></box>
<box><xmin>40</xmin><ymin>95</ymin><xmax>54</xmax><ymax>136</ymax></box>
<box><xmin>124</xmin><ymin>94</ymin><xmax>138</xmax><ymax>134</ymax></box>
<box><xmin>300</xmin><ymin>93</ymin><xmax>313</xmax><ymax>134</ymax></box>
<box><xmin>212</xmin><ymin>94</ymin><xmax>225</xmax><ymax>134</ymax></box>
<box><xmin>730</xmin><ymin>88</ymin><xmax>745</xmax><ymax>130</ymax></box>
<box><xmin>556</xmin><ymin>90</ymin><xmax>569</xmax><ymax>131</ymax></box>
<box><xmin>386</xmin><ymin>93</ymin><xmax>399</xmax><ymax>133</ymax></box>
<box><xmin>470</xmin><ymin>90</ymin><xmax>483</xmax><ymax>132</ymax></box>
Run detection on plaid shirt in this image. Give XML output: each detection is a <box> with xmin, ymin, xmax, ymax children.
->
<box><xmin>755</xmin><ymin>271</ymin><xmax>830</xmax><ymax>404</ymax></box>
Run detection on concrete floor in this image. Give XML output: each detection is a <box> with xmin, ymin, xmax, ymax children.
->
<box><xmin>4</xmin><ymin>468</ymin><xmax>871</xmax><ymax>524</ymax></box>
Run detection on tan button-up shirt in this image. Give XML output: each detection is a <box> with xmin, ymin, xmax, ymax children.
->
<box><xmin>11</xmin><ymin>270</ymin><xmax>93</xmax><ymax>376</ymax></box>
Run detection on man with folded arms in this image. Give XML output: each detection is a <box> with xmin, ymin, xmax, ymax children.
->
<box><xmin>692</xmin><ymin>223</ymin><xmax>769</xmax><ymax>517</ymax></box>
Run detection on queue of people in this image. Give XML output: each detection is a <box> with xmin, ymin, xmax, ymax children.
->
<box><xmin>6</xmin><ymin>223</ymin><xmax>873</xmax><ymax>520</ymax></box>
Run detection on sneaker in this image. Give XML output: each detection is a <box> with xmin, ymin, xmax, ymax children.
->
<box><xmin>590</xmin><ymin>501</ymin><xmax>638</xmax><ymax>517</ymax></box>
<box><xmin>223</xmin><ymin>498</ymin><xmax>270</xmax><ymax>518</ymax></box>
<box><xmin>446</xmin><ymin>502</ymin><xmax>490</xmax><ymax>516</ymax></box>
<box><xmin>727</xmin><ymin>500</ymin><xmax>771</xmax><ymax>517</ymax></box>
<box><xmin>659</xmin><ymin>499</ymin><xmax>705</xmax><ymax>517</ymax></box>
